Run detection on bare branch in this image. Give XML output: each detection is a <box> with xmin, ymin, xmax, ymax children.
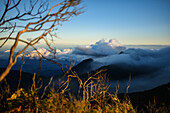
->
<box><xmin>8</xmin><ymin>0</ymin><xmax>21</xmax><ymax>10</ymax></box>
<box><xmin>0</xmin><ymin>0</ymin><xmax>82</xmax><ymax>82</ymax></box>
<box><xmin>0</xmin><ymin>23</ymin><xmax>16</xmax><ymax>48</ymax></box>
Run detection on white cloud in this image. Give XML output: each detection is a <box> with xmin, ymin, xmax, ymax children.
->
<box><xmin>24</xmin><ymin>48</ymin><xmax>51</xmax><ymax>58</ymax></box>
<box><xmin>58</xmin><ymin>49</ymin><xmax>72</xmax><ymax>55</ymax></box>
<box><xmin>94</xmin><ymin>47</ymin><xmax>170</xmax><ymax>69</ymax></box>
<box><xmin>4</xmin><ymin>50</ymin><xmax>10</xmax><ymax>52</ymax></box>
<box><xmin>22</xmin><ymin>48</ymin><xmax>73</xmax><ymax>59</ymax></box>
<box><xmin>73</xmin><ymin>39</ymin><xmax>126</xmax><ymax>56</ymax></box>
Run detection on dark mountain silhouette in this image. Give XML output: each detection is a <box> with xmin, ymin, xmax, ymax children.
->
<box><xmin>0</xmin><ymin>68</ymin><xmax>52</xmax><ymax>93</ymax></box>
<box><xmin>118</xmin><ymin>82</ymin><xmax>170</xmax><ymax>111</ymax></box>
<box><xmin>0</xmin><ymin>68</ymin><xmax>34</xmax><ymax>92</ymax></box>
<box><xmin>72</xmin><ymin>58</ymin><xmax>94</xmax><ymax>75</ymax></box>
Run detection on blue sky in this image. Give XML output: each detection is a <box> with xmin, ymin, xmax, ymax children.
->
<box><xmin>0</xmin><ymin>0</ymin><xmax>170</xmax><ymax>47</ymax></box>
<box><xmin>56</xmin><ymin>0</ymin><xmax>170</xmax><ymax>45</ymax></box>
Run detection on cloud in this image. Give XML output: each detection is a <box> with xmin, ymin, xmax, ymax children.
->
<box><xmin>73</xmin><ymin>39</ymin><xmax>126</xmax><ymax>56</ymax></box>
<box><xmin>94</xmin><ymin>47</ymin><xmax>170</xmax><ymax>67</ymax></box>
<box><xmin>89</xmin><ymin>47</ymin><xmax>170</xmax><ymax>92</ymax></box>
<box><xmin>24</xmin><ymin>48</ymin><xmax>51</xmax><ymax>58</ymax></box>
<box><xmin>23</xmin><ymin>48</ymin><xmax>73</xmax><ymax>59</ymax></box>
<box><xmin>4</xmin><ymin>50</ymin><xmax>10</xmax><ymax>52</ymax></box>
<box><xmin>109</xmin><ymin>65</ymin><xmax>170</xmax><ymax>93</ymax></box>
<box><xmin>0</xmin><ymin>39</ymin><xmax>170</xmax><ymax>93</ymax></box>
<box><xmin>56</xmin><ymin>49</ymin><xmax>72</xmax><ymax>55</ymax></box>
<box><xmin>0</xmin><ymin>44</ymin><xmax>170</xmax><ymax>94</ymax></box>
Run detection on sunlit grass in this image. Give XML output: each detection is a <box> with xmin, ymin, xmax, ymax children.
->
<box><xmin>0</xmin><ymin>71</ymin><xmax>169</xmax><ymax>113</ymax></box>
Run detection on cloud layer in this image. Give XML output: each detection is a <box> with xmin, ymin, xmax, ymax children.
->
<box><xmin>0</xmin><ymin>39</ymin><xmax>170</xmax><ymax>93</ymax></box>
<box><xmin>73</xmin><ymin>39</ymin><xmax>126</xmax><ymax>56</ymax></box>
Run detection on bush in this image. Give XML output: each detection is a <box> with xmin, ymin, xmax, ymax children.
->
<box><xmin>0</xmin><ymin>71</ymin><xmax>137</xmax><ymax>113</ymax></box>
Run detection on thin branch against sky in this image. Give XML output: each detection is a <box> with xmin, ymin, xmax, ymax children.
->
<box><xmin>0</xmin><ymin>0</ymin><xmax>170</xmax><ymax>46</ymax></box>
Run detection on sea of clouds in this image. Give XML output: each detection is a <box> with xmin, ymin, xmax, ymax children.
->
<box><xmin>0</xmin><ymin>39</ymin><xmax>170</xmax><ymax>93</ymax></box>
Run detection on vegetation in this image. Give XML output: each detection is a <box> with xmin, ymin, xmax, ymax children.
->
<box><xmin>0</xmin><ymin>70</ymin><xmax>137</xmax><ymax>113</ymax></box>
<box><xmin>1</xmin><ymin>70</ymin><xmax>169</xmax><ymax>113</ymax></box>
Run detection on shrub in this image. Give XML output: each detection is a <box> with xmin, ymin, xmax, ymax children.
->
<box><xmin>0</xmin><ymin>71</ymin><xmax>137</xmax><ymax>113</ymax></box>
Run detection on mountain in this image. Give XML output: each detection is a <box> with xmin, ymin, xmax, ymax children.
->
<box><xmin>72</xmin><ymin>58</ymin><xmax>94</xmax><ymax>75</ymax></box>
<box><xmin>118</xmin><ymin>82</ymin><xmax>170</xmax><ymax>111</ymax></box>
<box><xmin>0</xmin><ymin>68</ymin><xmax>52</xmax><ymax>93</ymax></box>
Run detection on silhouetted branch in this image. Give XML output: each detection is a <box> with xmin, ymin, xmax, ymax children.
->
<box><xmin>0</xmin><ymin>23</ymin><xmax>16</xmax><ymax>48</ymax></box>
<box><xmin>0</xmin><ymin>0</ymin><xmax>82</xmax><ymax>82</ymax></box>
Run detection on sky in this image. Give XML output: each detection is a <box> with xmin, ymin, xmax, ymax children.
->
<box><xmin>57</xmin><ymin>0</ymin><xmax>170</xmax><ymax>45</ymax></box>
<box><xmin>0</xmin><ymin>0</ymin><xmax>170</xmax><ymax>48</ymax></box>
<box><xmin>0</xmin><ymin>0</ymin><xmax>170</xmax><ymax>92</ymax></box>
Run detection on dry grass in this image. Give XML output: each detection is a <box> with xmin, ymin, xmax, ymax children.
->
<box><xmin>0</xmin><ymin>70</ymin><xmax>137</xmax><ymax>113</ymax></box>
<box><xmin>0</xmin><ymin>69</ymin><xmax>169</xmax><ymax>113</ymax></box>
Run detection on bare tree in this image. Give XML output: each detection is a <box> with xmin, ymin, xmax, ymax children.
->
<box><xmin>0</xmin><ymin>0</ymin><xmax>82</xmax><ymax>82</ymax></box>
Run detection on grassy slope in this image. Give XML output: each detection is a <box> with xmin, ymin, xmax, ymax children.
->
<box><xmin>0</xmin><ymin>68</ymin><xmax>170</xmax><ymax>112</ymax></box>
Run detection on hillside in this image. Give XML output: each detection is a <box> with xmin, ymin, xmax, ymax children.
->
<box><xmin>0</xmin><ymin>68</ymin><xmax>170</xmax><ymax>112</ymax></box>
